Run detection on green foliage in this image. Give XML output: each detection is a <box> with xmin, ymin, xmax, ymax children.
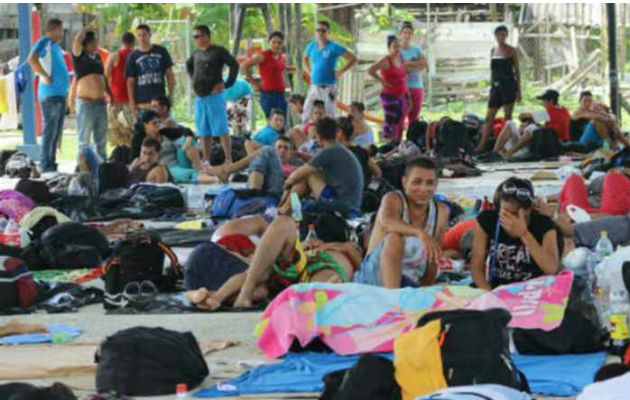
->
<box><xmin>361</xmin><ymin>5</ymin><xmax>416</xmax><ymax>34</ymax></box>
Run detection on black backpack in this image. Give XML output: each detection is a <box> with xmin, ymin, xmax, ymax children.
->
<box><xmin>416</xmin><ymin>309</ymin><xmax>530</xmax><ymax>391</ymax></box>
<box><xmin>320</xmin><ymin>354</ymin><xmax>400</xmax><ymax>400</ymax></box>
<box><xmin>377</xmin><ymin>158</ymin><xmax>407</xmax><ymax>190</ymax></box>
<box><xmin>210</xmin><ymin>136</ymin><xmax>248</xmax><ymax>166</ymax></box>
<box><xmin>98</xmin><ymin>162</ymin><xmax>130</xmax><ymax>194</ymax></box>
<box><xmin>435</xmin><ymin>119</ymin><xmax>475</xmax><ymax>163</ymax></box>
<box><xmin>95</xmin><ymin>327</ymin><xmax>209</xmax><ymax>396</ymax></box>
<box><xmin>362</xmin><ymin>177</ymin><xmax>395</xmax><ymax>214</ymax></box>
<box><xmin>129</xmin><ymin>184</ymin><xmax>185</xmax><ymax>211</ymax></box>
<box><xmin>103</xmin><ymin>234</ymin><xmax>182</xmax><ymax>308</ymax></box>
<box><xmin>0</xmin><ymin>149</ymin><xmax>18</xmax><ymax>176</ymax></box>
<box><xmin>529</xmin><ymin>127</ymin><xmax>562</xmax><ymax>160</ymax></box>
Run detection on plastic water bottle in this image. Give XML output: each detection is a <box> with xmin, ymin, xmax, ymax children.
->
<box><xmin>595</xmin><ymin>230</ymin><xmax>614</xmax><ymax>259</ymax></box>
<box><xmin>187</xmin><ymin>186</ymin><xmax>204</xmax><ymax>210</ymax></box>
<box><xmin>609</xmin><ymin>290</ymin><xmax>630</xmax><ymax>357</ymax></box>
<box><xmin>290</xmin><ymin>192</ymin><xmax>303</xmax><ymax>222</ymax></box>
<box><xmin>305</xmin><ymin>224</ymin><xmax>318</xmax><ymax>257</ymax></box>
<box><xmin>175</xmin><ymin>383</ymin><xmax>188</xmax><ymax>399</ymax></box>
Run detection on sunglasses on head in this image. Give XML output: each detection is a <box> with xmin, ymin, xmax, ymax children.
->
<box><xmin>502</xmin><ymin>183</ymin><xmax>534</xmax><ymax>204</ymax></box>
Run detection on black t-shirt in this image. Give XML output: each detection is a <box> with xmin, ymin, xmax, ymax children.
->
<box><xmin>347</xmin><ymin>145</ymin><xmax>370</xmax><ymax>186</ymax></box>
<box><xmin>71</xmin><ymin>51</ymin><xmax>104</xmax><ymax>80</ymax></box>
<box><xmin>125</xmin><ymin>45</ymin><xmax>174</xmax><ymax>105</ymax></box>
<box><xmin>186</xmin><ymin>45</ymin><xmax>239</xmax><ymax>97</ymax></box>
<box><xmin>477</xmin><ymin>209</ymin><xmax>555</xmax><ymax>287</ymax></box>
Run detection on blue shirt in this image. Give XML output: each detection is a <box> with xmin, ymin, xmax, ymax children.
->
<box><xmin>32</xmin><ymin>37</ymin><xmax>70</xmax><ymax>99</ymax></box>
<box><xmin>223</xmin><ymin>77</ymin><xmax>252</xmax><ymax>102</ymax></box>
<box><xmin>400</xmin><ymin>45</ymin><xmax>424</xmax><ymax>89</ymax></box>
<box><xmin>305</xmin><ymin>40</ymin><xmax>347</xmax><ymax>85</ymax></box>
<box><xmin>253</xmin><ymin>125</ymin><xmax>281</xmax><ymax>146</ymax></box>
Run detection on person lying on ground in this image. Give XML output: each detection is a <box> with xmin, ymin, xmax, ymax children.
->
<box><xmin>203</xmin><ymin>145</ymin><xmax>285</xmax><ymax>198</ymax></box>
<box><xmin>572</xmin><ymin>91</ymin><xmax>630</xmax><ymax>151</ymax></box>
<box><xmin>348</xmin><ymin>101</ymin><xmax>375</xmax><ymax>149</ymax></box>
<box><xmin>353</xmin><ymin>157</ymin><xmax>449</xmax><ymax>288</ymax></box>
<box><xmin>129</xmin><ymin>137</ymin><xmax>170</xmax><ymax>184</ymax></box>
<box><xmin>503</xmin><ymin>89</ymin><xmax>571</xmax><ymax>159</ymax></box>
<box><xmin>336</xmin><ymin>116</ymin><xmax>382</xmax><ymax>185</ymax></box>
<box><xmin>188</xmin><ymin>215</ymin><xmax>362</xmax><ymax>310</ymax></box>
<box><xmin>471</xmin><ymin>177</ymin><xmax>560</xmax><ymax>290</ymax></box>
<box><xmin>245</xmin><ymin>109</ymin><xmax>286</xmax><ymax>153</ymax></box>
<box><xmin>140</xmin><ymin>110</ymin><xmax>220</xmax><ymax>184</ymax></box>
<box><xmin>151</xmin><ymin>95</ymin><xmax>178</xmax><ymax>129</ymax></box>
<box><xmin>275</xmin><ymin>136</ymin><xmax>304</xmax><ymax>178</ymax></box>
<box><xmin>289</xmin><ymin>99</ymin><xmax>325</xmax><ymax>153</ymax></box>
<box><xmin>211</xmin><ymin>214</ymin><xmax>271</xmax><ymax>247</ymax></box>
<box><xmin>277</xmin><ymin>117</ymin><xmax>364</xmax><ymax>219</ymax></box>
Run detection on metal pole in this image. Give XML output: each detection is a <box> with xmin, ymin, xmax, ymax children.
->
<box><xmin>608</xmin><ymin>3</ymin><xmax>620</xmax><ymax>118</ymax></box>
<box><xmin>295</xmin><ymin>4</ymin><xmax>304</xmax><ymax>94</ymax></box>
<box><xmin>17</xmin><ymin>3</ymin><xmax>39</xmax><ymax>159</ymax></box>
<box><xmin>232</xmin><ymin>5</ymin><xmax>246</xmax><ymax>56</ymax></box>
<box><xmin>186</xmin><ymin>19</ymin><xmax>192</xmax><ymax>118</ymax></box>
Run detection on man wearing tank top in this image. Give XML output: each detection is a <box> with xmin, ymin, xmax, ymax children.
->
<box><xmin>354</xmin><ymin>157</ymin><xmax>449</xmax><ymax>288</ymax></box>
<box><xmin>105</xmin><ymin>32</ymin><xmax>136</xmax><ymax>146</ymax></box>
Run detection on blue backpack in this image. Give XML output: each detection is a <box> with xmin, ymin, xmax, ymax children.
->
<box><xmin>210</xmin><ymin>188</ymin><xmax>278</xmax><ymax>220</ymax></box>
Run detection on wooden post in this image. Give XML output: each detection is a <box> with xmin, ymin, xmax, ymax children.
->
<box><xmin>427</xmin><ymin>2</ymin><xmax>432</xmax><ymax>108</ymax></box>
<box><xmin>278</xmin><ymin>4</ymin><xmax>285</xmax><ymax>33</ymax></box>
<box><xmin>231</xmin><ymin>4</ymin><xmax>245</xmax><ymax>56</ymax></box>
<box><xmin>285</xmin><ymin>4</ymin><xmax>294</xmax><ymax>91</ymax></box>
<box><xmin>620</xmin><ymin>4</ymin><xmax>627</xmax><ymax>84</ymax></box>
<box><xmin>262</xmin><ymin>5</ymin><xmax>273</xmax><ymax>35</ymax></box>
<box><xmin>295</xmin><ymin>3</ymin><xmax>304</xmax><ymax>94</ymax></box>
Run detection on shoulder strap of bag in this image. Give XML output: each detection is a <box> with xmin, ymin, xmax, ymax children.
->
<box><xmin>157</xmin><ymin>241</ymin><xmax>182</xmax><ymax>273</ymax></box>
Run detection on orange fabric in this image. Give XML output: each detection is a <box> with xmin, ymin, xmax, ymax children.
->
<box><xmin>394</xmin><ymin>320</ymin><xmax>448</xmax><ymax>400</ymax></box>
<box><xmin>442</xmin><ymin>218</ymin><xmax>478</xmax><ymax>251</ymax></box>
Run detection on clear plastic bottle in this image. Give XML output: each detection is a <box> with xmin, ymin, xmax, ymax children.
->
<box><xmin>175</xmin><ymin>383</ymin><xmax>188</xmax><ymax>399</ymax></box>
<box><xmin>609</xmin><ymin>290</ymin><xmax>630</xmax><ymax>357</ymax></box>
<box><xmin>187</xmin><ymin>185</ymin><xmax>204</xmax><ymax>210</ymax></box>
<box><xmin>290</xmin><ymin>192</ymin><xmax>303</xmax><ymax>222</ymax></box>
<box><xmin>595</xmin><ymin>230</ymin><xmax>614</xmax><ymax>259</ymax></box>
<box><xmin>305</xmin><ymin>224</ymin><xmax>318</xmax><ymax>257</ymax></box>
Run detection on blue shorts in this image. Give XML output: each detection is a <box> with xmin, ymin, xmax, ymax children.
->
<box><xmin>353</xmin><ymin>240</ymin><xmax>425</xmax><ymax>287</ymax></box>
<box><xmin>260</xmin><ymin>91</ymin><xmax>287</xmax><ymax>119</ymax></box>
<box><xmin>195</xmin><ymin>93</ymin><xmax>229</xmax><ymax>138</ymax></box>
<box><xmin>168</xmin><ymin>165</ymin><xmax>199</xmax><ymax>184</ymax></box>
<box><xmin>318</xmin><ymin>185</ymin><xmax>338</xmax><ymax>202</ymax></box>
<box><xmin>578</xmin><ymin>122</ymin><xmax>604</xmax><ymax>147</ymax></box>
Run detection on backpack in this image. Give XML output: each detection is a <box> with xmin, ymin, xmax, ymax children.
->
<box><xmin>320</xmin><ymin>354</ymin><xmax>401</xmax><ymax>400</ymax></box>
<box><xmin>0</xmin><ymin>382</ymin><xmax>77</xmax><ymax>400</ymax></box>
<box><xmin>0</xmin><ymin>149</ymin><xmax>18</xmax><ymax>176</ymax></box>
<box><xmin>0</xmin><ymin>257</ymin><xmax>38</xmax><ymax>309</ymax></box>
<box><xmin>209</xmin><ymin>136</ymin><xmax>248</xmax><ymax>166</ymax></box>
<box><xmin>98</xmin><ymin>162</ymin><xmax>130</xmax><ymax>194</ymax></box>
<box><xmin>15</xmin><ymin>178</ymin><xmax>51</xmax><ymax>205</ymax></box>
<box><xmin>512</xmin><ymin>275</ymin><xmax>608</xmax><ymax>354</ymax></box>
<box><xmin>184</xmin><ymin>241</ymin><xmax>249</xmax><ymax>291</ymax></box>
<box><xmin>529</xmin><ymin>127</ymin><xmax>562</xmax><ymax>160</ymax></box>
<box><xmin>36</xmin><ymin>222</ymin><xmax>111</xmax><ymax>270</ymax></box>
<box><xmin>210</xmin><ymin>188</ymin><xmax>278</xmax><ymax>220</ymax></box>
<box><xmin>362</xmin><ymin>177</ymin><xmax>395</xmax><ymax>214</ymax></box>
<box><xmin>395</xmin><ymin>309</ymin><xmax>529</xmax><ymax>399</ymax></box>
<box><xmin>435</xmin><ymin>119</ymin><xmax>475</xmax><ymax>163</ymax></box>
<box><xmin>4</xmin><ymin>152</ymin><xmax>33</xmax><ymax>178</ymax></box>
<box><xmin>129</xmin><ymin>183</ymin><xmax>185</xmax><ymax>211</ymax></box>
<box><xmin>95</xmin><ymin>327</ymin><xmax>209</xmax><ymax>396</ymax></box>
<box><xmin>378</xmin><ymin>158</ymin><xmax>407</xmax><ymax>190</ymax></box>
<box><xmin>298</xmin><ymin>212</ymin><xmax>351</xmax><ymax>243</ymax></box>
<box><xmin>103</xmin><ymin>234</ymin><xmax>182</xmax><ymax>309</ymax></box>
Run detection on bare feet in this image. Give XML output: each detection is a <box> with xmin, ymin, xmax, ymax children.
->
<box><xmin>204</xmin><ymin>165</ymin><xmax>230</xmax><ymax>183</ymax></box>
<box><xmin>198</xmin><ymin>296</ymin><xmax>221</xmax><ymax>311</ymax></box>
<box><xmin>233</xmin><ymin>295</ymin><xmax>253</xmax><ymax>308</ymax></box>
<box><xmin>185</xmin><ymin>288</ymin><xmax>210</xmax><ymax>304</ymax></box>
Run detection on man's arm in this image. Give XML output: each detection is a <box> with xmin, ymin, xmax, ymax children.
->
<box><xmin>223</xmin><ymin>50</ymin><xmax>240</xmax><ymax>89</ymax></box>
<box><xmin>367</xmin><ymin>158</ymin><xmax>382</xmax><ymax>177</ymax></box>
<box><xmin>165</xmin><ymin>67</ymin><xmax>175</xmax><ymax>101</ymax></box>
<box><xmin>241</xmin><ymin>52</ymin><xmax>264</xmax><ymax>90</ymax></box>
<box><xmin>335</xmin><ymin>49</ymin><xmax>357</xmax><ymax>78</ymax></box>
<box><xmin>104</xmin><ymin>51</ymin><xmax>119</xmax><ymax>82</ymax></box>
<box><xmin>377</xmin><ymin>192</ymin><xmax>425</xmax><ymax>237</ymax></box>
<box><xmin>470</xmin><ymin>224</ymin><xmax>492</xmax><ymax>290</ymax></box>
<box><xmin>285</xmin><ymin>164</ymin><xmax>317</xmax><ymax>188</ymax></box>
<box><xmin>67</xmin><ymin>78</ymin><xmax>77</xmax><ymax>112</ymax></box>
<box><xmin>521</xmin><ymin>230</ymin><xmax>560</xmax><ymax>275</ymax></box>
<box><xmin>28</xmin><ymin>50</ymin><xmax>51</xmax><ymax>85</ymax></box>
<box><xmin>303</xmin><ymin>54</ymin><xmax>311</xmax><ymax>78</ymax></box>
<box><xmin>127</xmin><ymin>77</ymin><xmax>137</xmax><ymax>113</ymax></box>
<box><xmin>72</xmin><ymin>28</ymin><xmax>89</xmax><ymax>57</ymax></box>
<box><xmin>418</xmin><ymin>202</ymin><xmax>449</xmax><ymax>286</ymax></box>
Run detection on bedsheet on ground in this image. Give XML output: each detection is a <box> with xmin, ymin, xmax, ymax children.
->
<box><xmin>257</xmin><ymin>271</ymin><xmax>574</xmax><ymax>358</ymax></box>
<box><xmin>0</xmin><ymin>323</ymin><xmax>82</xmax><ymax>345</ymax></box>
<box><xmin>32</xmin><ymin>268</ymin><xmax>103</xmax><ymax>284</ymax></box>
<box><xmin>195</xmin><ymin>351</ymin><xmax>605</xmax><ymax>398</ymax></box>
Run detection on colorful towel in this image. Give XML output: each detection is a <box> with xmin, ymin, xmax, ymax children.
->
<box><xmin>194</xmin><ymin>350</ymin><xmax>605</xmax><ymax>398</ymax></box>
<box><xmin>0</xmin><ymin>323</ymin><xmax>83</xmax><ymax>345</ymax></box>
<box><xmin>32</xmin><ymin>268</ymin><xmax>103</xmax><ymax>284</ymax></box>
<box><xmin>257</xmin><ymin>271</ymin><xmax>574</xmax><ymax>358</ymax></box>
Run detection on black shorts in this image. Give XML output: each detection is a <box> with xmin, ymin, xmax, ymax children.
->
<box><xmin>488</xmin><ymin>80</ymin><xmax>517</xmax><ymax>109</ymax></box>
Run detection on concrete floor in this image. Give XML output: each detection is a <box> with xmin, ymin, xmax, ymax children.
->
<box><xmin>0</xmin><ymin>159</ymin><xmax>579</xmax><ymax>399</ymax></box>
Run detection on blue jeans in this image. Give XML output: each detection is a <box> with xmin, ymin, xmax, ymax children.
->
<box><xmin>40</xmin><ymin>96</ymin><xmax>67</xmax><ymax>172</ymax></box>
<box><xmin>259</xmin><ymin>91</ymin><xmax>287</xmax><ymax>119</ymax></box>
<box><xmin>76</xmin><ymin>98</ymin><xmax>108</xmax><ymax>161</ymax></box>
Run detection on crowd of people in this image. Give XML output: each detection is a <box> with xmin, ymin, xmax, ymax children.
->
<box><xmin>22</xmin><ymin>17</ymin><xmax>630</xmax><ymax>311</ymax></box>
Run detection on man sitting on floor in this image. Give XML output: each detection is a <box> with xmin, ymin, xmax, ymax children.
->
<box><xmin>572</xmin><ymin>91</ymin><xmax>630</xmax><ymax>151</ymax></box>
<box><xmin>186</xmin><ymin>215</ymin><xmax>362</xmax><ymax>310</ymax></box>
<box><xmin>353</xmin><ymin>157</ymin><xmax>449</xmax><ymax>288</ymax></box>
<box><xmin>275</xmin><ymin>136</ymin><xmax>304</xmax><ymax>178</ymax></box>
<box><xmin>278</xmin><ymin>117</ymin><xmax>364</xmax><ymax>219</ymax></box>
<box><xmin>245</xmin><ymin>109</ymin><xmax>286</xmax><ymax>153</ymax></box>
<box><xmin>128</xmin><ymin>137</ymin><xmax>169</xmax><ymax>184</ymax></box>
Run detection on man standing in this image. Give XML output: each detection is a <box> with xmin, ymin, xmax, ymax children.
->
<box><xmin>105</xmin><ymin>32</ymin><xmax>135</xmax><ymax>146</ymax></box>
<box><xmin>125</xmin><ymin>24</ymin><xmax>175</xmax><ymax>115</ymax></box>
<box><xmin>302</xmin><ymin>21</ymin><xmax>357</xmax><ymax>124</ymax></box>
<box><xmin>186</xmin><ymin>25</ymin><xmax>239</xmax><ymax>165</ymax></box>
<box><xmin>28</xmin><ymin>18</ymin><xmax>71</xmax><ymax>173</ymax></box>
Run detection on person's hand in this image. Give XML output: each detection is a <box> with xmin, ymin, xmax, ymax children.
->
<box><xmin>41</xmin><ymin>75</ymin><xmax>52</xmax><ymax>85</ymax></box>
<box><xmin>516</xmin><ymin>91</ymin><xmax>522</xmax><ymax>103</ymax></box>
<box><xmin>284</xmin><ymin>179</ymin><xmax>294</xmax><ymax>191</ymax></box>
<box><xmin>533</xmin><ymin>197</ymin><xmax>554</xmax><ymax>218</ymax></box>
<box><xmin>417</xmin><ymin>230</ymin><xmax>440</xmax><ymax>267</ymax></box>
<box><xmin>334</xmin><ymin>70</ymin><xmax>343</xmax><ymax>80</ymax></box>
<box><xmin>500</xmin><ymin>208</ymin><xmax>528</xmax><ymax>239</ymax></box>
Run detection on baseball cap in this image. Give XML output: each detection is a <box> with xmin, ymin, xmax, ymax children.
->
<box><xmin>536</xmin><ymin>89</ymin><xmax>560</xmax><ymax>102</ymax></box>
